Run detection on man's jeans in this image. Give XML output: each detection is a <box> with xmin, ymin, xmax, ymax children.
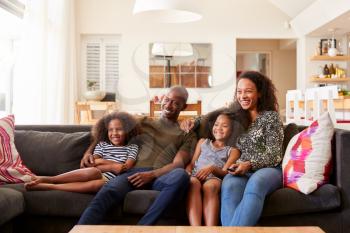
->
<box><xmin>78</xmin><ymin>167</ymin><xmax>189</xmax><ymax>225</ymax></box>
<box><xmin>220</xmin><ymin>167</ymin><xmax>282</xmax><ymax>226</ymax></box>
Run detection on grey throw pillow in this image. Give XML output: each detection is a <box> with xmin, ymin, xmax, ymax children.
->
<box><xmin>14</xmin><ymin>130</ymin><xmax>91</xmax><ymax>176</ymax></box>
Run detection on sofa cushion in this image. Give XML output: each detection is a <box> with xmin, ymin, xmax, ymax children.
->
<box><xmin>2</xmin><ymin>183</ymin><xmax>97</xmax><ymax>217</ymax></box>
<box><xmin>23</xmin><ymin>191</ymin><xmax>94</xmax><ymax>216</ymax></box>
<box><xmin>262</xmin><ymin>184</ymin><xmax>340</xmax><ymax>217</ymax></box>
<box><xmin>282</xmin><ymin>123</ymin><xmax>299</xmax><ymax>154</ymax></box>
<box><xmin>0</xmin><ymin>115</ymin><xmax>34</xmax><ymax>184</ymax></box>
<box><xmin>14</xmin><ymin>131</ymin><xmax>91</xmax><ymax>176</ymax></box>
<box><xmin>0</xmin><ymin>188</ymin><xmax>24</xmax><ymax>224</ymax></box>
<box><xmin>124</xmin><ymin>190</ymin><xmax>160</xmax><ymax>214</ymax></box>
<box><xmin>2</xmin><ymin>183</ymin><xmax>123</xmax><ymax>218</ymax></box>
<box><xmin>123</xmin><ymin>190</ymin><xmax>187</xmax><ymax>221</ymax></box>
<box><xmin>282</xmin><ymin>112</ymin><xmax>334</xmax><ymax>194</ymax></box>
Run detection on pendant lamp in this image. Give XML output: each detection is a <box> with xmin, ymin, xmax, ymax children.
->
<box><xmin>151</xmin><ymin>43</ymin><xmax>193</xmax><ymax>57</ymax></box>
<box><xmin>133</xmin><ymin>0</ymin><xmax>202</xmax><ymax>23</ymax></box>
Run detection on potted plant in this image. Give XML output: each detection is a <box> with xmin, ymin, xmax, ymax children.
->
<box><xmin>87</xmin><ymin>80</ymin><xmax>98</xmax><ymax>91</ymax></box>
<box><xmin>84</xmin><ymin>80</ymin><xmax>106</xmax><ymax>101</ymax></box>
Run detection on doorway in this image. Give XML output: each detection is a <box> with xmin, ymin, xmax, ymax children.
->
<box><xmin>236</xmin><ymin>39</ymin><xmax>297</xmax><ymax>117</ymax></box>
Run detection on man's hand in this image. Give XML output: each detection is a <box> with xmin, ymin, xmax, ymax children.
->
<box><xmin>195</xmin><ymin>165</ymin><xmax>214</xmax><ymax>181</ymax></box>
<box><xmin>180</xmin><ymin>118</ymin><xmax>195</xmax><ymax>133</ymax></box>
<box><xmin>228</xmin><ymin>161</ymin><xmax>251</xmax><ymax>176</ymax></box>
<box><xmin>128</xmin><ymin>171</ymin><xmax>156</xmax><ymax>188</ymax></box>
<box><xmin>80</xmin><ymin>152</ymin><xmax>95</xmax><ymax>168</ymax></box>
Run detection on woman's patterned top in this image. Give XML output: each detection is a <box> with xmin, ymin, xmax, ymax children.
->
<box><xmin>236</xmin><ymin>111</ymin><xmax>284</xmax><ymax>171</ymax></box>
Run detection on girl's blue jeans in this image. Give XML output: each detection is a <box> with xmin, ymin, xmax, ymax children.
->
<box><xmin>220</xmin><ymin>167</ymin><xmax>282</xmax><ymax>226</ymax></box>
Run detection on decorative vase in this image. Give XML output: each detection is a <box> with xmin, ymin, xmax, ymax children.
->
<box><xmin>328</xmin><ymin>37</ymin><xmax>337</xmax><ymax>57</ymax></box>
<box><xmin>328</xmin><ymin>47</ymin><xmax>338</xmax><ymax>57</ymax></box>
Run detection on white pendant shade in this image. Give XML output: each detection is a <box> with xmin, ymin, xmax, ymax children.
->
<box><xmin>133</xmin><ymin>0</ymin><xmax>202</xmax><ymax>23</ymax></box>
<box><xmin>152</xmin><ymin>43</ymin><xmax>193</xmax><ymax>57</ymax></box>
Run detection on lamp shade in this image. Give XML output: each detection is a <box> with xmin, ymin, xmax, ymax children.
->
<box><xmin>133</xmin><ymin>0</ymin><xmax>202</xmax><ymax>23</ymax></box>
<box><xmin>152</xmin><ymin>43</ymin><xmax>193</xmax><ymax>57</ymax></box>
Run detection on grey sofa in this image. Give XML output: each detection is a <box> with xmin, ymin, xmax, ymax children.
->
<box><xmin>0</xmin><ymin>124</ymin><xmax>349</xmax><ymax>233</ymax></box>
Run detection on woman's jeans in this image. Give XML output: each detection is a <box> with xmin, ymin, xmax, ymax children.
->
<box><xmin>221</xmin><ymin>167</ymin><xmax>282</xmax><ymax>226</ymax></box>
<box><xmin>78</xmin><ymin>167</ymin><xmax>189</xmax><ymax>225</ymax></box>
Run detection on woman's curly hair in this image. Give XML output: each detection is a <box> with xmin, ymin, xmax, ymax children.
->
<box><xmin>235</xmin><ymin>71</ymin><xmax>279</xmax><ymax>112</ymax></box>
<box><xmin>91</xmin><ymin>111</ymin><xmax>141</xmax><ymax>145</ymax></box>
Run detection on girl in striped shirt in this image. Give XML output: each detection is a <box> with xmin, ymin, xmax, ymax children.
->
<box><xmin>25</xmin><ymin>112</ymin><xmax>140</xmax><ymax>193</ymax></box>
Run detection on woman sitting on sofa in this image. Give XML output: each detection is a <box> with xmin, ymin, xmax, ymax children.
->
<box><xmin>181</xmin><ymin>71</ymin><xmax>284</xmax><ymax>226</ymax></box>
<box><xmin>25</xmin><ymin>111</ymin><xmax>140</xmax><ymax>193</ymax></box>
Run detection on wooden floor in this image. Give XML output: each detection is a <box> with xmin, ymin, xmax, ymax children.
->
<box><xmin>69</xmin><ymin>225</ymin><xmax>325</xmax><ymax>233</ymax></box>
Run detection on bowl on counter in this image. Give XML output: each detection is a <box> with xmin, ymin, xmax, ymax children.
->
<box><xmin>84</xmin><ymin>90</ymin><xmax>106</xmax><ymax>101</ymax></box>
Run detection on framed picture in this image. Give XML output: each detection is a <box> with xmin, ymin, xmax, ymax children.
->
<box><xmin>320</xmin><ymin>39</ymin><xmax>336</xmax><ymax>55</ymax></box>
<box><xmin>320</xmin><ymin>39</ymin><xmax>328</xmax><ymax>55</ymax></box>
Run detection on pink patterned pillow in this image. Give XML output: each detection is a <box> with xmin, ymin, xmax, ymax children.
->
<box><xmin>282</xmin><ymin>112</ymin><xmax>334</xmax><ymax>194</ymax></box>
<box><xmin>0</xmin><ymin>115</ymin><xmax>34</xmax><ymax>184</ymax></box>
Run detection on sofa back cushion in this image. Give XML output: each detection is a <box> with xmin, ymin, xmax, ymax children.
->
<box><xmin>282</xmin><ymin>123</ymin><xmax>300</xmax><ymax>154</ymax></box>
<box><xmin>14</xmin><ymin>130</ymin><xmax>91</xmax><ymax>176</ymax></box>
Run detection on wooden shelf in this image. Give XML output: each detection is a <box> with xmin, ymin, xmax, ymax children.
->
<box><xmin>310</xmin><ymin>77</ymin><xmax>350</xmax><ymax>82</ymax></box>
<box><xmin>310</xmin><ymin>55</ymin><xmax>350</xmax><ymax>61</ymax></box>
<box><xmin>149</xmin><ymin>65</ymin><xmax>210</xmax><ymax>88</ymax></box>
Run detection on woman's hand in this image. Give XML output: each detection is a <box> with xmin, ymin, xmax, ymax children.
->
<box><xmin>180</xmin><ymin>118</ymin><xmax>195</xmax><ymax>133</ymax></box>
<box><xmin>228</xmin><ymin>161</ymin><xmax>252</xmax><ymax>176</ymax></box>
<box><xmin>185</xmin><ymin>164</ymin><xmax>193</xmax><ymax>175</ymax></box>
<box><xmin>195</xmin><ymin>165</ymin><xmax>215</xmax><ymax>181</ymax></box>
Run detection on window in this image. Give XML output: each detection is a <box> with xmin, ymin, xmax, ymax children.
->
<box><xmin>0</xmin><ymin>38</ymin><xmax>19</xmax><ymax>115</ymax></box>
<box><xmin>0</xmin><ymin>3</ymin><xmax>24</xmax><ymax>116</ymax></box>
<box><xmin>81</xmin><ymin>35</ymin><xmax>120</xmax><ymax>93</ymax></box>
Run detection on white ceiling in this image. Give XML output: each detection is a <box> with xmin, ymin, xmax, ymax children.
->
<box><xmin>268</xmin><ymin>0</ymin><xmax>317</xmax><ymax>18</ymax></box>
<box><xmin>308</xmin><ymin>10</ymin><xmax>350</xmax><ymax>37</ymax></box>
<box><xmin>268</xmin><ymin>0</ymin><xmax>350</xmax><ymax>37</ymax></box>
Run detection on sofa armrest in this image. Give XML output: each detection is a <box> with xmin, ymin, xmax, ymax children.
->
<box><xmin>334</xmin><ymin>129</ymin><xmax>350</xmax><ymax>232</ymax></box>
<box><xmin>335</xmin><ymin>129</ymin><xmax>350</xmax><ymax>190</ymax></box>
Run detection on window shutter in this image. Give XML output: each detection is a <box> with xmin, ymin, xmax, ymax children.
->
<box><xmin>104</xmin><ymin>42</ymin><xmax>119</xmax><ymax>92</ymax></box>
<box><xmin>86</xmin><ymin>42</ymin><xmax>101</xmax><ymax>90</ymax></box>
<box><xmin>82</xmin><ymin>35</ymin><xmax>120</xmax><ymax>94</ymax></box>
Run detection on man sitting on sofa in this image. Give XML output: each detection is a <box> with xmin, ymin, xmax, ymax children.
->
<box><xmin>78</xmin><ymin>86</ymin><xmax>197</xmax><ymax>225</ymax></box>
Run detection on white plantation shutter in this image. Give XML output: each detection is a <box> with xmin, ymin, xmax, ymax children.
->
<box><xmin>86</xmin><ymin>42</ymin><xmax>101</xmax><ymax>90</ymax></box>
<box><xmin>104</xmin><ymin>43</ymin><xmax>119</xmax><ymax>92</ymax></box>
<box><xmin>82</xmin><ymin>35</ymin><xmax>120</xmax><ymax>93</ymax></box>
